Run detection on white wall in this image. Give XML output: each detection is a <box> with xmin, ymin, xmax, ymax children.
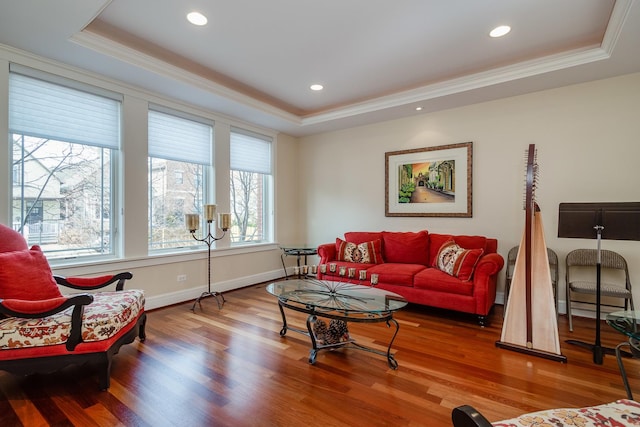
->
<box><xmin>298</xmin><ymin>72</ymin><xmax>640</xmax><ymax>313</ymax></box>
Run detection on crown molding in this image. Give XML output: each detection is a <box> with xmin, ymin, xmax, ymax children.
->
<box><xmin>601</xmin><ymin>0</ymin><xmax>634</xmax><ymax>53</ymax></box>
<box><xmin>73</xmin><ymin>28</ymin><xmax>611</xmax><ymax>129</ymax></box>
<box><xmin>301</xmin><ymin>45</ymin><xmax>609</xmax><ymax>125</ymax></box>
<box><xmin>69</xmin><ymin>0</ymin><xmax>632</xmax><ymax>130</ymax></box>
<box><xmin>302</xmin><ymin>0</ymin><xmax>633</xmax><ymax>126</ymax></box>
<box><xmin>70</xmin><ymin>30</ymin><xmax>302</xmax><ymax>126</ymax></box>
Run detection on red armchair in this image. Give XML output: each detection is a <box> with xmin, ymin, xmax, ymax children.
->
<box><xmin>0</xmin><ymin>223</ymin><xmax>146</xmax><ymax>390</ymax></box>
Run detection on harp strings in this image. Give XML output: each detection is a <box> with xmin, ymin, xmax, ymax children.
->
<box><xmin>522</xmin><ymin>147</ymin><xmax>539</xmax><ymax>210</ymax></box>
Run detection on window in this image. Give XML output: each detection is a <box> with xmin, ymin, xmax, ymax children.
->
<box><xmin>230</xmin><ymin>128</ymin><xmax>273</xmax><ymax>244</ymax></box>
<box><xmin>148</xmin><ymin>108</ymin><xmax>213</xmax><ymax>251</ymax></box>
<box><xmin>9</xmin><ymin>66</ymin><xmax>121</xmax><ymax>259</ymax></box>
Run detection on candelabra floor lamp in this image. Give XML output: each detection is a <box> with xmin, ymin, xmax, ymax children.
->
<box><xmin>186</xmin><ymin>205</ymin><xmax>231</xmax><ymax>312</ymax></box>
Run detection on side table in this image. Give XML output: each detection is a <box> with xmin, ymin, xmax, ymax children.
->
<box><xmin>606</xmin><ymin>310</ymin><xmax>640</xmax><ymax>399</ymax></box>
<box><xmin>280</xmin><ymin>246</ymin><xmax>317</xmax><ymax>279</ymax></box>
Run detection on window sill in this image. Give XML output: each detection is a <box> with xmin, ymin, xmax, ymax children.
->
<box><xmin>51</xmin><ymin>242</ymin><xmax>279</xmax><ymax>276</ymax></box>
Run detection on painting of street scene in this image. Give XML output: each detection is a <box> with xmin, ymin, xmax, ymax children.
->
<box><xmin>398</xmin><ymin>160</ymin><xmax>455</xmax><ymax>204</ymax></box>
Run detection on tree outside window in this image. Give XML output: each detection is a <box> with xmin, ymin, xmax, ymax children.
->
<box><xmin>12</xmin><ymin>134</ymin><xmax>113</xmax><ymax>257</ymax></box>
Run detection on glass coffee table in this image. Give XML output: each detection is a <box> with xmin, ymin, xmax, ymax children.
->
<box><xmin>606</xmin><ymin>310</ymin><xmax>640</xmax><ymax>399</ymax></box>
<box><xmin>266</xmin><ymin>278</ymin><xmax>407</xmax><ymax>369</ymax></box>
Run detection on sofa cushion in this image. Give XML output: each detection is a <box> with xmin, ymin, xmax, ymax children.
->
<box><xmin>367</xmin><ymin>263</ymin><xmax>426</xmax><ymax>287</ymax></box>
<box><xmin>336</xmin><ymin>238</ymin><xmax>384</xmax><ymax>264</ymax></box>
<box><xmin>428</xmin><ymin>233</ymin><xmax>487</xmax><ymax>266</ymax></box>
<box><xmin>0</xmin><ymin>290</ymin><xmax>145</xmax><ymax>349</ymax></box>
<box><xmin>435</xmin><ymin>239</ymin><xmax>484</xmax><ymax>281</ymax></box>
<box><xmin>414</xmin><ymin>268</ymin><xmax>474</xmax><ymax>296</ymax></box>
<box><xmin>0</xmin><ymin>245</ymin><xmax>63</xmax><ymax>301</ymax></box>
<box><xmin>381</xmin><ymin>231</ymin><xmax>429</xmax><ymax>265</ymax></box>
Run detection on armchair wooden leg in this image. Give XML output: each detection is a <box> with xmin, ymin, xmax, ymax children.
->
<box><xmin>138</xmin><ymin>313</ymin><xmax>147</xmax><ymax>342</ymax></box>
<box><xmin>98</xmin><ymin>354</ymin><xmax>112</xmax><ymax>391</ymax></box>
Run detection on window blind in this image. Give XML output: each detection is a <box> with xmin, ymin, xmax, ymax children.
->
<box><xmin>149</xmin><ymin>109</ymin><xmax>212</xmax><ymax>165</ymax></box>
<box><xmin>230</xmin><ymin>128</ymin><xmax>272</xmax><ymax>174</ymax></box>
<box><xmin>8</xmin><ymin>71</ymin><xmax>121</xmax><ymax>149</ymax></box>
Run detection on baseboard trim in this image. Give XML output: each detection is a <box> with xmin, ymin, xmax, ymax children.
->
<box><xmin>145</xmin><ymin>269</ymin><xmax>284</xmax><ymax>310</ymax></box>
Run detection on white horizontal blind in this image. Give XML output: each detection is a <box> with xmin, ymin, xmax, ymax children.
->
<box><xmin>9</xmin><ymin>72</ymin><xmax>120</xmax><ymax>149</ymax></box>
<box><xmin>149</xmin><ymin>110</ymin><xmax>212</xmax><ymax>165</ymax></box>
<box><xmin>230</xmin><ymin>128</ymin><xmax>272</xmax><ymax>174</ymax></box>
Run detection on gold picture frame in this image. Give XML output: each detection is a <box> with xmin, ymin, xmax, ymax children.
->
<box><xmin>385</xmin><ymin>142</ymin><xmax>472</xmax><ymax>217</ymax></box>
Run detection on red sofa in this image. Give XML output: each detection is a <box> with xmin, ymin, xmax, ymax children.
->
<box><xmin>317</xmin><ymin>231</ymin><xmax>504</xmax><ymax>325</ymax></box>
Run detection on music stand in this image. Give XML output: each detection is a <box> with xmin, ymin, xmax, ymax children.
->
<box><xmin>558</xmin><ymin>202</ymin><xmax>640</xmax><ymax>364</ymax></box>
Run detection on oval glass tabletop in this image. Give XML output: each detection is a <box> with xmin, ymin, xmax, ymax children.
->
<box><xmin>606</xmin><ymin>310</ymin><xmax>640</xmax><ymax>339</ymax></box>
<box><xmin>266</xmin><ymin>278</ymin><xmax>407</xmax><ymax>314</ymax></box>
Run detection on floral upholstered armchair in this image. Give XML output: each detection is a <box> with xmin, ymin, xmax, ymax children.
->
<box><xmin>0</xmin><ymin>223</ymin><xmax>146</xmax><ymax>390</ymax></box>
<box><xmin>452</xmin><ymin>399</ymin><xmax>640</xmax><ymax>426</ymax></box>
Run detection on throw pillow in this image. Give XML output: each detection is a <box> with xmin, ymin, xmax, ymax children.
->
<box><xmin>435</xmin><ymin>239</ymin><xmax>484</xmax><ymax>281</ymax></box>
<box><xmin>336</xmin><ymin>238</ymin><xmax>384</xmax><ymax>264</ymax></box>
<box><xmin>0</xmin><ymin>245</ymin><xmax>63</xmax><ymax>301</ymax></box>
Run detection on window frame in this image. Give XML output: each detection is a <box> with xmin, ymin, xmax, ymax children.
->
<box><xmin>229</xmin><ymin>127</ymin><xmax>274</xmax><ymax>246</ymax></box>
<box><xmin>8</xmin><ymin>65</ymin><xmax>123</xmax><ymax>263</ymax></box>
<box><xmin>147</xmin><ymin>106</ymin><xmax>215</xmax><ymax>253</ymax></box>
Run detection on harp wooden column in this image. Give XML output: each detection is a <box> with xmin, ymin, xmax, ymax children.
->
<box><xmin>496</xmin><ymin>144</ymin><xmax>566</xmax><ymax>362</ymax></box>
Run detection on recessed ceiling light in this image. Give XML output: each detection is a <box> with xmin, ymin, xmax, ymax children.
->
<box><xmin>415</xmin><ymin>106</ymin><xmax>423</xmax><ymax>111</ymax></box>
<box><xmin>310</xmin><ymin>84</ymin><xmax>324</xmax><ymax>91</ymax></box>
<box><xmin>187</xmin><ymin>12</ymin><xmax>208</xmax><ymax>26</ymax></box>
<box><xmin>490</xmin><ymin>25</ymin><xmax>511</xmax><ymax>38</ymax></box>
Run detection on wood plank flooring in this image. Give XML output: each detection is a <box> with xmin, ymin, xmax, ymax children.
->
<box><xmin>1</xmin><ymin>282</ymin><xmax>639</xmax><ymax>426</ymax></box>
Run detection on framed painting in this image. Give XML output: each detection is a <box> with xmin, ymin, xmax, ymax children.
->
<box><xmin>385</xmin><ymin>142</ymin><xmax>472</xmax><ymax>217</ymax></box>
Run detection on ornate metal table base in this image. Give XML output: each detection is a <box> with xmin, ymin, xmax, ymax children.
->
<box><xmin>276</xmin><ymin>301</ymin><xmax>401</xmax><ymax>369</ymax></box>
<box><xmin>615</xmin><ymin>339</ymin><xmax>639</xmax><ymax>399</ymax></box>
<box><xmin>191</xmin><ymin>291</ymin><xmax>226</xmax><ymax>311</ymax></box>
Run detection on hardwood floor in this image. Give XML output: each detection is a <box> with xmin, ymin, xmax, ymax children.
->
<box><xmin>1</xmin><ymin>282</ymin><xmax>638</xmax><ymax>426</ymax></box>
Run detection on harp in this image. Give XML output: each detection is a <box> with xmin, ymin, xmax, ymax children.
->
<box><xmin>496</xmin><ymin>144</ymin><xmax>566</xmax><ymax>362</ymax></box>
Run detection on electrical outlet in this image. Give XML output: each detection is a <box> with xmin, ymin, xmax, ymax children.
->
<box><xmin>177</xmin><ymin>274</ymin><xmax>187</xmax><ymax>282</ymax></box>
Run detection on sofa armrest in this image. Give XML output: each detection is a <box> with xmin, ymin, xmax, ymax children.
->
<box><xmin>317</xmin><ymin>243</ymin><xmax>336</xmax><ymax>264</ymax></box>
<box><xmin>55</xmin><ymin>272</ymin><xmax>133</xmax><ymax>291</ymax></box>
<box><xmin>0</xmin><ymin>294</ymin><xmax>93</xmax><ymax>317</ymax></box>
<box><xmin>471</xmin><ymin>253</ymin><xmax>505</xmax><ymax>316</ymax></box>
<box><xmin>475</xmin><ymin>253</ymin><xmax>504</xmax><ymax>277</ymax></box>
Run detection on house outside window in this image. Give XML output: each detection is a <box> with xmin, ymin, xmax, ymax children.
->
<box><xmin>9</xmin><ymin>66</ymin><xmax>121</xmax><ymax>259</ymax></box>
<box><xmin>148</xmin><ymin>108</ymin><xmax>213</xmax><ymax>251</ymax></box>
<box><xmin>229</xmin><ymin>127</ymin><xmax>273</xmax><ymax>244</ymax></box>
